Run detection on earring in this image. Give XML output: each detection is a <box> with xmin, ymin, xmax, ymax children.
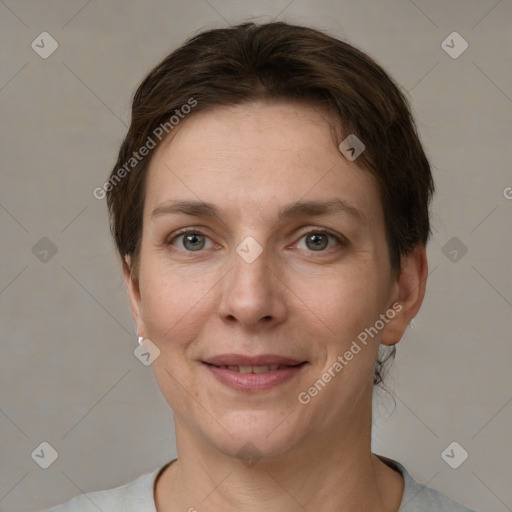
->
<box><xmin>137</xmin><ymin>335</ymin><xmax>143</xmax><ymax>345</ymax></box>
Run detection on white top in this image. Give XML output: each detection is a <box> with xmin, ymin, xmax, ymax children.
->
<box><xmin>41</xmin><ymin>456</ymin><xmax>476</xmax><ymax>511</ymax></box>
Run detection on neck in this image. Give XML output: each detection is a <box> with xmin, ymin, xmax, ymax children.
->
<box><xmin>155</xmin><ymin>395</ymin><xmax>403</xmax><ymax>511</ymax></box>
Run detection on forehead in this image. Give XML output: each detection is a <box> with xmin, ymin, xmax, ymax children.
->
<box><xmin>144</xmin><ymin>101</ymin><xmax>383</xmax><ymax>226</ymax></box>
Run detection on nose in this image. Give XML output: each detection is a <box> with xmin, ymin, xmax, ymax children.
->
<box><xmin>217</xmin><ymin>245</ymin><xmax>288</xmax><ymax>331</ymax></box>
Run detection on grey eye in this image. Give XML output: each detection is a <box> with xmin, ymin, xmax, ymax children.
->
<box><xmin>182</xmin><ymin>233</ymin><xmax>206</xmax><ymax>251</ymax></box>
<box><xmin>305</xmin><ymin>233</ymin><xmax>329</xmax><ymax>251</ymax></box>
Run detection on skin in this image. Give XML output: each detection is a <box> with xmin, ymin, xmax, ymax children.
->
<box><xmin>123</xmin><ymin>101</ymin><xmax>428</xmax><ymax>511</ymax></box>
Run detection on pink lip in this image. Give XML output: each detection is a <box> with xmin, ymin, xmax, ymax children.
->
<box><xmin>203</xmin><ymin>354</ymin><xmax>304</xmax><ymax>366</ymax></box>
<box><xmin>202</xmin><ymin>354</ymin><xmax>308</xmax><ymax>392</ymax></box>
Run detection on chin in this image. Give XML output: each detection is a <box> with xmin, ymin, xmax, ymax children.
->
<box><xmin>199</xmin><ymin>408</ymin><xmax>310</xmax><ymax>462</ymax></box>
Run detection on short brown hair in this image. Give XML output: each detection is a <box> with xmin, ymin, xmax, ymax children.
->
<box><xmin>106</xmin><ymin>21</ymin><xmax>434</xmax><ymax>385</ymax></box>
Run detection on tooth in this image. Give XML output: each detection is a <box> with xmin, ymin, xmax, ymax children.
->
<box><xmin>253</xmin><ymin>365</ymin><xmax>270</xmax><ymax>373</ymax></box>
<box><xmin>228</xmin><ymin>365</ymin><xmax>239</xmax><ymax>371</ymax></box>
<box><xmin>238</xmin><ymin>366</ymin><xmax>252</xmax><ymax>373</ymax></box>
<box><xmin>268</xmin><ymin>365</ymin><xmax>279</xmax><ymax>371</ymax></box>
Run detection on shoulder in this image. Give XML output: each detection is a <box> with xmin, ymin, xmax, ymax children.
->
<box><xmin>39</xmin><ymin>463</ymin><xmax>170</xmax><ymax>512</ymax></box>
<box><xmin>377</xmin><ymin>455</ymin><xmax>477</xmax><ymax>512</ymax></box>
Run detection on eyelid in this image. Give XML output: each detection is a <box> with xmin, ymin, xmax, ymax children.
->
<box><xmin>296</xmin><ymin>226</ymin><xmax>345</xmax><ymax>239</ymax></box>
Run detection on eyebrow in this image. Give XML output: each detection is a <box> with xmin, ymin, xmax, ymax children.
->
<box><xmin>151</xmin><ymin>198</ymin><xmax>366</xmax><ymax>224</ymax></box>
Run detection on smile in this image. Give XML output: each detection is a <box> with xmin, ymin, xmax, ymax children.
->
<box><xmin>202</xmin><ymin>356</ymin><xmax>308</xmax><ymax>391</ymax></box>
<box><xmin>210</xmin><ymin>364</ymin><xmax>298</xmax><ymax>373</ymax></box>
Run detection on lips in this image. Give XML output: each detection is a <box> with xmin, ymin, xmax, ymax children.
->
<box><xmin>211</xmin><ymin>364</ymin><xmax>293</xmax><ymax>373</ymax></box>
<box><xmin>202</xmin><ymin>354</ymin><xmax>308</xmax><ymax>391</ymax></box>
<box><xmin>203</xmin><ymin>354</ymin><xmax>305</xmax><ymax>367</ymax></box>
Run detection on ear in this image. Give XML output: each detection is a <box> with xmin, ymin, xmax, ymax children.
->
<box><xmin>381</xmin><ymin>245</ymin><xmax>428</xmax><ymax>346</ymax></box>
<box><xmin>123</xmin><ymin>255</ymin><xmax>145</xmax><ymax>338</ymax></box>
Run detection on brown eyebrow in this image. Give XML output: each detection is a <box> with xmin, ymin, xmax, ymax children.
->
<box><xmin>278</xmin><ymin>199</ymin><xmax>366</xmax><ymax>224</ymax></box>
<box><xmin>151</xmin><ymin>200</ymin><xmax>218</xmax><ymax>219</ymax></box>
<box><xmin>151</xmin><ymin>198</ymin><xmax>366</xmax><ymax>224</ymax></box>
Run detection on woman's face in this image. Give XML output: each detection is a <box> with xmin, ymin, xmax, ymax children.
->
<box><xmin>125</xmin><ymin>101</ymin><xmax>407</xmax><ymax>459</ymax></box>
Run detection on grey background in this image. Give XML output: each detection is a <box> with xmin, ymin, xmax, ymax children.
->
<box><xmin>1</xmin><ymin>1</ymin><xmax>511</xmax><ymax>510</ymax></box>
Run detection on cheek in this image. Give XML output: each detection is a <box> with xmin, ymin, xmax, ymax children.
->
<box><xmin>294</xmin><ymin>260</ymin><xmax>386</xmax><ymax>337</ymax></box>
<box><xmin>138</xmin><ymin>263</ymin><xmax>217</xmax><ymax>406</ymax></box>
<box><xmin>294</xmin><ymin>261</ymin><xmax>390</xmax><ymax>390</ymax></box>
<box><xmin>138</xmin><ymin>259</ymin><xmax>218</xmax><ymax>350</ymax></box>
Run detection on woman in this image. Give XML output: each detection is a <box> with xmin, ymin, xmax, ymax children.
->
<box><xmin>45</xmin><ymin>22</ymin><xmax>476</xmax><ymax>511</ymax></box>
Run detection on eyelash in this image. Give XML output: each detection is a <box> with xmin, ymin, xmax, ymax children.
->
<box><xmin>167</xmin><ymin>227</ymin><xmax>346</xmax><ymax>253</ymax></box>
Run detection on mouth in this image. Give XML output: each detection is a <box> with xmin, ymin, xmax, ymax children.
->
<box><xmin>205</xmin><ymin>363</ymin><xmax>305</xmax><ymax>373</ymax></box>
<box><xmin>202</xmin><ymin>354</ymin><xmax>308</xmax><ymax>391</ymax></box>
